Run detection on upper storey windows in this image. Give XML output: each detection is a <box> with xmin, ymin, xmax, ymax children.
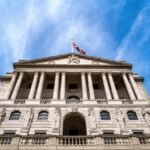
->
<box><xmin>9</xmin><ymin>111</ymin><xmax>21</xmax><ymax>120</ymax></box>
<box><xmin>38</xmin><ymin>111</ymin><xmax>49</xmax><ymax>120</ymax></box>
<box><xmin>100</xmin><ymin>111</ymin><xmax>111</xmax><ymax>120</ymax></box>
<box><xmin>127</xmin><ymin>111</ymin><xmax>138</xmax><ymax>120</ymax></box>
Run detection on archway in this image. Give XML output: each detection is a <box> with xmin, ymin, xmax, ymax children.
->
<box><xmin>63</xmin><ymin>112</ymin><xmax>86</xmax><ymax>136</ymax></box>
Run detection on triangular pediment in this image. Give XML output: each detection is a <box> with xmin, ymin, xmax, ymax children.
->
<box><xmin>14</xmin><ymin>53</ymin><xmax>131</xmax><ymax>67</ymax></box>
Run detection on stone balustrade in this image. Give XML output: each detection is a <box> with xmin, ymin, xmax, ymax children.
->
<box><xmin>14</xmin><ymin>99</ymin><xmax>26</xmax><ymax>104</ymax></box>
<box><xmin>139</xmin><ymin>135</ymin><xmax>150</xmax><ymax>144</ymax></box>
<box><xmin>0</xmin><ymin>135</ymin><xmax>150</xmax><ymax>148</ymax></box>
<box><xmin>40</xmin><ymin>99</ymin><xmax>51</xmax><ymax>104</ymax></box>
<box><xmin>102</xmin><ymin>135</ymin><xmax>131</xmax><ymax>145</ymax></box>
<box><xmin>58</xmin><ymin>136</ymin><xmax>95</xmax><ymax>145</ymax></box>
<box><xmin>122</xmin><ymin>99</ymin><xmax>133</xmax><ymax>104</ymax></box>
<box><xmin>20</xmin><ymin>135</ymin><xmax>49</xmax><ymax>145</ymax></box>
<box><xmin>0</xmin><ymin>135</ymin><xmax>13</xmax><ymax>145</ymax></box>
<box><xmin>66</xmin><ymin>99</ymin><xmax>82</xmax><ymax>104</ymax></box>
<box><xmin>97</xmin><ymin>99</ymin><xmax>108</xmax><ymax>104</ymax></box>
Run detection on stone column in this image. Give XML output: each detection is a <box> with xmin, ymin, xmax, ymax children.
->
<box><xmin>36</xmin><ymin>72</ymin><xmax>45</xmax><ymax>99</ymax></box>
<box><xmin>108</xmin><ymin>73</ymin><xmax>119</xmax><ymax>100</ymax></box>
<box><xmin>102</xmin><ymin>73</ymin><xmax>112</xmax><ymax>100</ymax></box>
<box><xmin>6</xmin><ymin>73</ymin><xmax>18</xmax><ymax>99</ymax></box>
<box><xmin>81</xmin><ymin>73</ymin><xmax>88</xmax><ymax>100</ymax></box>
<box><xmin>60</xmin><ymin>72</ymin><xmax>66</xmax><ymax>99</ymax></box>
<box><xmin>53</xmin><ymin>72</ymin><xmax>60</xmax><ymax>99</ymax></box>
<box><xmin>128</xmin><ymin>73</ymin><xmax>142</xmax><ymax>99</ymax></box>
<box><xmin>122</xmin><ymin>73</ymin><xmax>136</xmax><ymax>100</ymax></box>
<box><xmin>28</xmin><ymin>72</ymin><xmax>39</xmax><ymax>99</ymax></box>
<box><xmin>87</xmin><ymin>73</ymin><xmax>95</xmax><ymax>100</ymax></box>
<box><xmin>11</xmin><ymin>72</ymin><xmax>24</xmax><ymax>99</ymax></box>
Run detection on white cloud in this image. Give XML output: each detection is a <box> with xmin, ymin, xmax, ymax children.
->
<box><xmin>115</xmin><ymin>3</ymin><xmax>150</xmax><ymax>60</ymax></box>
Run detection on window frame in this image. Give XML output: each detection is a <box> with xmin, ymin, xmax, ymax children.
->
<box><xmin>100</xmin><ymin>111</ymin><xmax>111</xmax><ymax>120</ymax></box>
<box><xmin>127</xmin><ymin>111</ymin><xmax>138</xmax><ymax>120</ymax></box>
<box><xmin>9</xmin><ymin>111</ymin><xmax>21</xmax><ymax>120</ymax></box>
<box><xmin>38</xmin><ymin>111</ymin><xmax>49</xmax><ymax>121</ymax></box>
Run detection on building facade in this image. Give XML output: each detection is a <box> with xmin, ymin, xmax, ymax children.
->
<box><xmin>0</xmin><ymin>53</ymin><xmax>150</xmax><ymax>150</ymax></box>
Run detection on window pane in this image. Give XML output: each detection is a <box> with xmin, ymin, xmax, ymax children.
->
<box><xmin>38</xmin><ymin>112</ymin><xmax>48</xmax><ymax>120</ymax></box>
<box><xmin>9</xmin><ymin>111</ymin><xmax>20</xmax><ymax>120</ymax></box>
<box><xmin>127</xmin><ymin>111</ymin><xmax>138</xmax><ymax>120</ymax></box>
<box><xmin>100</xmin><ymin>111</ymin><xmax>110</xmax><ymax>120</ymax></box>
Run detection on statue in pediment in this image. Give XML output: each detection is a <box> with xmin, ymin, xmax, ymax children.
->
<box><xmin>68</xmin><ymin>55</ymin><xmax>80</xmax><ymax>64</ymax></box>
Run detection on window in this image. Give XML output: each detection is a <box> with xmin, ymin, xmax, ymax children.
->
<box><xmin>127</xmin><ymin>111</ymin><xmax>138</xmax><ymax>120</ymax></box>
<box><xmin>68</xmin><ymin>83</ymin><xmax>78</xmax><ymax>89</ymax></box>
<box><xmin>9</xmin><ymin>111</ymin><xmax>21</xmax><ymax>120</ymax></box>
<box><xmin>38</xmin><ymin>111</ymin><xmax>48</xmax><ymax>120</ymax></box>
<box><xmin>100</xmin><ymin>111</ymin><xmax>111</xmax><ymax>120</ymax></box>
<box><xmin>47</xmin><ymin>83</ymin><xmax>54</xmax><ymax>89</ymax></box>
<box><xmin>93</xmin><ymin>84</ymin><xmax>99</xmax><ymax>89</ymax></box>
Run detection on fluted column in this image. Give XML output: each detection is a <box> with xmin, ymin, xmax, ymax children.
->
<box><xmin>87</xmin><ymin>73</ymin><xmax>95</xmax><ymax>100</ymax></box>
<box><xmin>128</xmin><ymin>74</ymin><xmax>142</xmax><ymax>99</ymax></box>
<box><xmin>6</xmin><ymin>73</ymin><xmax>18</xmax><ymax>99</ymax></box>
<box><xmin>11</xmin><ymin>72</ymin><xmax>24</xmax><ymax>99</ymax></box>
<box><xmin>108</xmin><ymin>73</ymin><xmax>119</xmax><ymax>100</ymax></box>
<box><xmin>81</xmin><ymin>73</ymin><xmax>88</xmax><ymax>100</ymax></box>
<box><xmin>102</xmin><ymin>73</ymin><xmax>112</xmax><ymax>100</ymax></box>
<box><xmin>60</xmin><ymin>72</ymin><xmax>66</xmax><ymax>99</ymax></box>
<box><xmin>36</xmin><ymin>72</ymin><xmax>45</xmax><ymax>99</ymax></box>
<box><xmin>28</xmin><ymin>72</ymin><xmax>39</xmax><ymax>99</ymax></box>
<box><xmin>53</xmin><ymin>72</ymin><xmax>60</xmax><ymax>99</ymax></box>
<box><xmin>122</xmin><ymin>73</ymin><xmax>136</xmax><ymax>100</ymax></box>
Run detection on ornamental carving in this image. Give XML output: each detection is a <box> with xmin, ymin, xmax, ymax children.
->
<box><xmin>68</xmin><ymin>55</ymin><xmax>80</xmax><ymax>64</ymax></box>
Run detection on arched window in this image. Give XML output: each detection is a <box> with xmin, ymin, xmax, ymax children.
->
<box><xmin>9</xmin><ymin>111</ymin><xmax>21</xmax><ymax>120</ymax></box>
<box><xmin>100</xmin><ymin>111</ymin><xmax>111</xmax><ymax>120</ymax></box>
<box><xmin>38</xmin><ymin>111</ymin><xmax>48</xmax><ymax>120</ymax></box>
<box><xmin>127</xmin><ymin>111</ymin><xmax>138</xmax><ymax>120</ymax></box>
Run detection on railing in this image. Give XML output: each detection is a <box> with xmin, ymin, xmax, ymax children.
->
<box><xmin>66</xmin><ymin>99</ymin><xmax>82</xmax><ymax>104</ymax></box>
<box><xmin>58</xmin><ymin>136</ymin><xmax>95</xmax><ymax>145</ymax></box>
<box><xmin>122</xmin><ymin>100</ymin><xmax>133</xmax><ymax>104</ymax></box>
<box><xmin>40</xmin><ymin>99</ymin><xmax>51</xmax><ymax>104</ymax></box>
<box><xmin>103</xmin><ymin>135</ymin><xmax>131</xmax><ymax>145</ymax></box>
<box><xmin>139</xmin><ymin>136</ymin><xmax>150</xmax><ymax>144</ymax></box>
<box><xmin>0</xmin><ymin>135</ymin><xmax>13</xmax><ymax>145</ymax></box>
<box><xmin>14</xmin><ymin>99</ymin><xmax>26</xmax><ymax>104</ymax></box>
<box><xmin>97</xmin><ymin>99</ymin><xmax>108</xmax><ymax>104</ymax></box>
<box><xmin>21</xmin><ymin>135</ymin><xmax>49</xmax><ymax>145</ymax></box>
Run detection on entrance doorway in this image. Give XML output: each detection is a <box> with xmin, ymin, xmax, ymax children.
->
<box><xmin>63</xmin><ymin>112</ymin><xmax>86</xmax><ymax>136</ymax></box>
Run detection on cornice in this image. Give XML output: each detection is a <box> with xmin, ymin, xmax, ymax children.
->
<box><xmin>14</xmin><ymin>64</ymin><xmax>132</xmax><ymax>70</ymax></box>
<box><xmin>1</xmin><ymin>104</ymin><xmax>150</xmax><ymax>108</ymax></box>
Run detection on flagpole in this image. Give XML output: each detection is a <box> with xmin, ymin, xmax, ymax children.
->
<box><xmin>71</xmin><ymin>39</ymin><xmax>74</xmax><ymax>53</ymax></box>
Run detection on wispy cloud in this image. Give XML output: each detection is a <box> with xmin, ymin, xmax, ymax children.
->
<box><xmin>116</xmin><ymin>3</ymin><xmax>150</xmax><ymax>60</ymax></box>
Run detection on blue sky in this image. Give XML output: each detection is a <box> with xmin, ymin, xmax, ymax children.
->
<box><xmin>0</xmin><ymin>0</ymin><xmax>150</xmax><ymax>95</ymax></box>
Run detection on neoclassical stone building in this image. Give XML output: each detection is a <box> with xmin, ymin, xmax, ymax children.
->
<box><xmin>0</xmin><ymin>53</ymin><xmax>150</xmax><ymax>150</ymax></box>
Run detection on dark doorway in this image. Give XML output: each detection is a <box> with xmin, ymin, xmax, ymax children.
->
<box><xmin>63</xmin><ymin>112</ymin><xmax>86</xmax><ymax>136</ymax></box>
